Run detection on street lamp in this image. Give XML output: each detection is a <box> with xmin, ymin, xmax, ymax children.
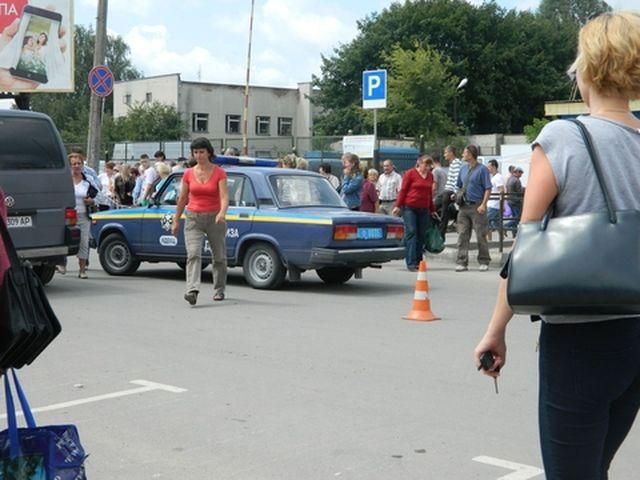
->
<box><xmin>453</xmin><ymin>77</ymin><xmax>468</xmax><ymax>128</ymax></box>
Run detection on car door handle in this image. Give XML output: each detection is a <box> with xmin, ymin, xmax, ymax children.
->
<box><xmin>239</xmin><ymin>213</ymin><xmax>250</xmax><ymax>218</ymax></box>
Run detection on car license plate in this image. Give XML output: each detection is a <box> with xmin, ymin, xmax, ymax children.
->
<box><xmin>7</xmin><ymin>216</ymin><xmax>33</xmax><ymax>228</ymax></box>
<box><xmin>357</xmin><ymin>227</ymin><xmax>383</xmax><ymax>240</ymax></box>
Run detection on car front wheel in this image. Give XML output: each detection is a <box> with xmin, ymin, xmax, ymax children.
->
<box><xmin>99</xmin><ymin>233</ymin><xmax>140</xmax><ymax>275</ymax></box>
<box><xmin>316</xmin><ymin>267</ymin><xmax>355</xmax><ymax>285</ymax></box>
<box><xmin>243</xmin><ymin>243</ymin><xmax>286</xmax><ymax>289</ymax></box>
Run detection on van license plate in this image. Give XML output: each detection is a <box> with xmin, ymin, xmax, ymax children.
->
<box><xmin>7</xmin><ymin>216</ymin><xmax>33</xmax><ymax>228</ymax></box>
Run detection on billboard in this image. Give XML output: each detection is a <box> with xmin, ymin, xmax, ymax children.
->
<box><xmin>0</xmin><ymin>0</ymin><xmax>74</xmax><ymax>92</ymax></box>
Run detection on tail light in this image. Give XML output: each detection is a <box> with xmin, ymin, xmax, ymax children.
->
<box><xmin>386</xmin><ymin>224</ymin><xmax>404</xmax><ymax>240</ymax></box>
<box><xmin>65</xmin><ymin>207</ymin><xmax>78</xmax><ymax>227</ymax></box>
<box><xmin>333</xmin><ymin>224</ymin><xmax>357</xmax><ymax>240</ymax></box>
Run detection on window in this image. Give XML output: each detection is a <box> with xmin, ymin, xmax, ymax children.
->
<box><xmin>0</xmin><ymin>118</ymin><xmax>64</xmax><ymax>170</ymax></box>
<box><xmin>158</xmin><ymin>177</ymin><xmax>180</xmax><ymax>205</ymax></box>
<box><xmin>269</xmin><ymin>175</ymin><xmax>342</xmax><ymax>207</ymax></box>
<box><xmin>278</xmin><ymin>117</ymin><xmax>293</xmax><ymax>136</ymax></box>
<box><xmin>145</xmin><ymin>92</ymin><xmax>153</xmax><ymax>103</ymax></box>
<box><xmin>255</xmin><ymin>116</ymin><xmax>270</xmax><ymax>136</ymax></box>
<box><xmin>227</xmin><ymin>175</ymin><xmax>257</xmax><ymax>207</ymax></box>
<box><xmin>225</xmin><ymin>114</ymin><xmax>241</xmax><ymax>134</ymax></box>
<box><xmin>192</xmin><ymin>113</ymin><xmax>209</xmax><ymax>133</ymax></box>
<box><xmin>124</xmin><ymin>94</ymin><xmax>131</xmax><ymax>105</ymax></box>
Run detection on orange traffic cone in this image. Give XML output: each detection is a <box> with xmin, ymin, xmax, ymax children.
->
<box><xmin>403</xmin><ymin>260</ymin><xmax>440</xmax><ymax>322</ymax></box>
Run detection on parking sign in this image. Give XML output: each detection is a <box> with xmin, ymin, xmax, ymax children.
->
<box><xmin>362</xmin><ymin>70</ymin><xmax>387</xmax><ymax>109</ymax></box>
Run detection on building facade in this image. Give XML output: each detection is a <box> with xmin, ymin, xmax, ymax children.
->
<box><xmin>113</xmin><ymin>73</ymin><xmax>316</xmax><ymax>157</ymax></box>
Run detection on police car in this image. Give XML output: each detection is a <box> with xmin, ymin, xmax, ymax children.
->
<box><xmin>90</xmin><ymin>156</ymin><xmax>405</xmax><ymax>289</ymax></box>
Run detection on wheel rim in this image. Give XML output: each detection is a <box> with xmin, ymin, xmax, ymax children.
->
<box><xmin>107</xmin><ymin>242</ymin><xmax>130</xmax><ymax>270</ymax></box>
<box><xmin>249</xmin><ymin>250</ymin><xmax>273</xmax><ymax>282</ymax></box>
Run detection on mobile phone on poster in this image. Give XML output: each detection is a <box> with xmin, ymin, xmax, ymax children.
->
<box><xmin>8</xmin><ymin>6</ymin><xmax>63</xmax><ymax>84</ymax></box>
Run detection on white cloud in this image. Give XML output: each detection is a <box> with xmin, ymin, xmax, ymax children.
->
<box><xmin>259</xmin><ymin>0</ymin><xmax>356</xmax><ymax>51</ymax></box>
<box><xmin>122</xmin><ymin>24</ymin><xmax>294</xmax><ymax>86</ymax></box>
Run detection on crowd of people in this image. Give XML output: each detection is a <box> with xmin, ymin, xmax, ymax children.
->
<box><xmin>286</xmin><ymin>146</ymin><xmax>523</xmax><ymax>272</ymax></box>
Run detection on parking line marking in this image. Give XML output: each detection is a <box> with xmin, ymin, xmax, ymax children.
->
<box><xmin>0</xmin><ymin>380</ymin><xmax>187</xmax><ymax>419</ymax></box>
<box><xmin>473</xmin><ymin>456</ymin><xmax>543</xmax><ymax>480</ymax></box>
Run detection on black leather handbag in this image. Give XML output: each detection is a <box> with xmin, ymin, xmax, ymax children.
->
<box><xmin>507</xmin><ymin>119</ymin><xmax>640</xmax><ymax>316</ymax></box>
<box><xmin>0</xmin><ymin>218</ymin><xmax>62</xmax><ymax>368</ymax></box>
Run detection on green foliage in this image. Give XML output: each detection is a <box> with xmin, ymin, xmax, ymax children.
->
<box><xmin>382</xmin><ymin>43</ymin><xmax>457</xmax><ymax>140</ymax></box>
<box><xmin>538</xmin><ymin>0</ymin><xmax>612</xmax><ymax>26</ymax></box>
<box><xmin>524</xmin><ymin>117</ymin><xmax>552</xmax><ymax>142</ymax></box>
<box><xmin>111</xmin><ymin>101</ymin><xmax>187</xmax><ymax>141</ymax></box>
<box><xmin>29</xmin><ymin>25</ymin><xmax>141</xmax><ymax>144</ymax></box>
<box><xmin>313</xmin><ymin>0</ymin><xmax>578</xmax><ymax>136</ymax></box>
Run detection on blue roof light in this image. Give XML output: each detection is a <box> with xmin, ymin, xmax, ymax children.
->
<box><xmin>215</xmin><ymin>155</ymin><xmax>279</xmax><ymax>167</ymax></box>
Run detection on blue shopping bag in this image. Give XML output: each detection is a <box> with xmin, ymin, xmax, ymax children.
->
<box><xmin>0</xmin><ymin>370</ymin><xmax>87</xmax><ymax>479</ymax></box>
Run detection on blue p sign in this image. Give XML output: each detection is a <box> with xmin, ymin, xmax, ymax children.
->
<box><xmin>362</xmin><ymin>69</ymin><xmax>387</xmax><ymax>109</ymax></box>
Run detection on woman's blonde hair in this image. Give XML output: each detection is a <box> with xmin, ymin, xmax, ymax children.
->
<box><xmin>570</xmin><ymin>11</ymin><xmax>640</xmax><ymax>99</ymax></box>
<box><xmin>155</xmin><ymin>161</ymin><xmax>172</xmax><ymax>177</ymax></box>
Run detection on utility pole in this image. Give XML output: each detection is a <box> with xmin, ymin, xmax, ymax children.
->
<box><xmin>87</xmin><ymin>0</ymin><xmax>108</xmax><ymax>172</ymax></box>
<box><xmin>242</xmin><ymin>0</ymin><xmax>255</xmax><ymax>156</ymax></box>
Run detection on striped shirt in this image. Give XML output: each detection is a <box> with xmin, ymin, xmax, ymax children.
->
<box><xmin>376</xmin><ymin>170</ymin><xmax>402</xmax><ymax>201</ymax></box>
<box><xmin>444</xmin><ymin>158</ymin><xmax>463</xmax><ymax>192</ymax></box>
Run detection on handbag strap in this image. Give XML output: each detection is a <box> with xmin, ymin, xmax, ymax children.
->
<box><xmin>11</xmin><ymin>370</ymin><xmax>36</xmax><ymax>428</ymax></box>
<box><xmin>462</xmin><ymin>164</ymin><xmax>477</xmax><ymax>190</ymax></box>
<box><xmin>4</xmin><ymin>369</ymin><xmax>38</xmax><ymax>458</ymax></box>
<box><xmin>567</xmin><ymin>119</ymin><xmax>617</xmax><ymax>223</ymax></box>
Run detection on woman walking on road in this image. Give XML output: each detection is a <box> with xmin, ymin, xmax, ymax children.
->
<box><xmin>474</xmin><ymin>12</ymin><xmax>640</xmax><ymax>479</ymax></box>
<box><xmin>393</xmin><ymin>155</ymin><xmax>437</xmax><ymax>271</ymax></box>
<box><xmin>172</xmin><ymin>138</ymin><xmax>229</xmax><ymax>305</ymax></box>
<box><xmin>69</xmin><ymin>153</ymin><xmax>98</xmax><ymax>279</ymax></box>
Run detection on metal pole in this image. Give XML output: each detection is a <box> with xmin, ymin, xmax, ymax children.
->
<box><xmin>242</xmin><ymin>0</ymin><xmax>255</xmax><ymax>156</ymax></box>
<box><xmin>87</xmin><ymin>0</ymin><xmax>108</xmax><ymax>172</ymax></box>
<box><xmin>373</xmin><ymin>108</ymin><xmax>377</xmax><ymax>139</ymax></box>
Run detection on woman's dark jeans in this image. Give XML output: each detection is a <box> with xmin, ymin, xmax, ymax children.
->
<box><xmin>538</xmin><ymin>318</ymin><xmax>640</xmax><ymax>479</ymax></box>
<box><xmin>401</xmin><ymin>207</ymin><xmax>430</xmax><ymax>268</ymax></box>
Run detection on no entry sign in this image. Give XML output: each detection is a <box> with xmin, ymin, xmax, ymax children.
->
<box><xmin>88</xmin><ymin>65</ymin><xmax>114</xmax><ymax>97</ymax></box>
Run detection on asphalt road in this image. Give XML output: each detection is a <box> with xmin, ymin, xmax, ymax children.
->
<box><xmin>14</xmin><ymin>254</ymin><xmax>640</xmax><ymax>479</ymax></box>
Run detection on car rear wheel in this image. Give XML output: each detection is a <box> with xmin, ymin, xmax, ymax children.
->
<box><xmin>33</xmin><ymin>264</ymin><xmax>56</xmax><ymax>285</ymax></box>
<box><xmin>243</xmin><ymin>243</ymin><xmax>286</xmax><ymax>289</ymax></box>
<box><xmin>99</xmin><ymin>233</ymin><xmax>140</xmax><ymax>275</ymax></box>
<box><xmin>316</xmin><ymin>267</ymin><xmax>355</xmax><ymax>285</ymax></box>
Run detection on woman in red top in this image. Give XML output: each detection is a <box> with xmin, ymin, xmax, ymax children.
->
<box><xmin>172</xmin><ymin>138</ymin><xmax>229</xmax><ymax>305</ymax></box>
<box><xmin>393</xmin><ymin>155</ymin><xmax>438</xmax><ymax>271</ymax></box>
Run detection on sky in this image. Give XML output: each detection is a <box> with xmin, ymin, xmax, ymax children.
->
<box><xmin>72</xmin><ymin>0</ymin><xmax>637</xmax><ymax>88</ymax></box>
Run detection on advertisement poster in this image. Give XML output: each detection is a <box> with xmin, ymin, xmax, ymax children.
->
<box><xmin>0</xmin><ymin>0</ymin><xmax>74</xmax><ymax>92</ymax></box>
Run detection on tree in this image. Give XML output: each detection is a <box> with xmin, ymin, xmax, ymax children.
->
<box><xmin>110</xmin><ymin>101</ymin><xmax>187</xmax><ymax>141</ymax></box>
<box><xmin>29</xmin><ymin>25</ymin><xmax>141</xmax><ymax>143</ymax></box>
<box><xmin>538</xmin><ymin>0</ymin><xmax>612</xmax><ymax>26</ymax></box>
<box><xmin>524</xmin><ymin>117</ymin><xmax>552</xmax><ymax>142</ymax></box>
<box><xmin>381</xmin><ymin>43</ymin><xmax>457</xmax><ymax>140</ymax></box>
<box><xmin>313</xmin><ymin>0</ymin><xmax>578</xmax><ymax>136</ymax></box>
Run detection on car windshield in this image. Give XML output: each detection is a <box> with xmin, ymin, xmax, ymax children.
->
<box><xmin>269</xmin><ymin>174</ymin><xmax>344</xmax><ymax>208</ymax></box>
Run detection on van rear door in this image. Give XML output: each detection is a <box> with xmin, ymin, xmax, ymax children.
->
<box><xmin>0</xmin><ymin>113</ymin><xmax>75</xmax><ymax>257</ymax></box>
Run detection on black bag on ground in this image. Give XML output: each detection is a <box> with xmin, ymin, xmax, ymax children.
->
<box><xmin>0</xmin><ymin>218</ymin><xmax>62</xmax><ymax>369</ymax></box>
<box><xmin>506</xmin><ymin>119</ymin><xmax>640</xmax><ymax>315</ymax></box>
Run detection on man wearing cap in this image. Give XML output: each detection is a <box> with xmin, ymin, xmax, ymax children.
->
<box><xmin>506</xmin><ymin>167</ymin><xmax>524</xmax><ymax>221</ymax></box>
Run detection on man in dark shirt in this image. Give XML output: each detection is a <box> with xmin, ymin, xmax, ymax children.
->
<box><xmin>506</xmin><ymin>167</ymin><xmax>524</xmax><ymax>220</ymax></box>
